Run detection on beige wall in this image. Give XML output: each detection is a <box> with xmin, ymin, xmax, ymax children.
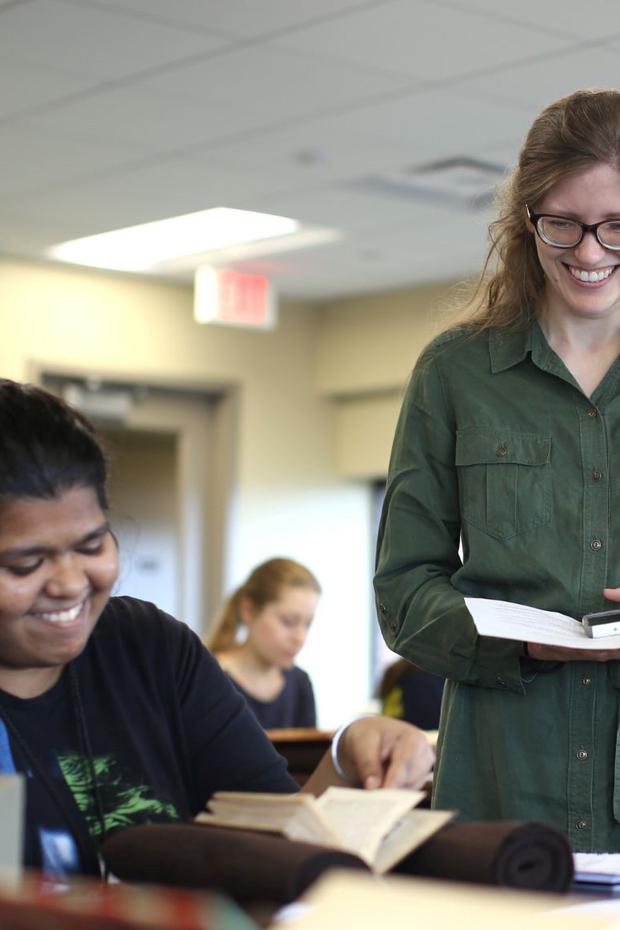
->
<box><xmin>316</xmin><ymin>281</ymin><xmax>457</xmax><ymax>479</ymax></box>
<box><xmin>316</xmin><ymin>281</ymin><xmax>456</xmax><ymax>396</ymax></box>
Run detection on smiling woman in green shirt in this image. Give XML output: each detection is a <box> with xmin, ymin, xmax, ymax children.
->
<box><xmin>374</xmin><ymin>88</ymin><xmax>620</xmax><ymax>853</ymax></box>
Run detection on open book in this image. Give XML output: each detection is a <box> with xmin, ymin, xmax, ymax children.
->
<box><xmin>195</xmin><ymin>786</ymin><xmax>454</xmax><ymax>874</ymax></box>
<box><xmin>465</xmin><ymin>596</ymin><xmax>620</xmax><ymax>649</ymax></box>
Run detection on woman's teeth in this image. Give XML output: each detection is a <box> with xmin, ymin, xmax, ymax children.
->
<box><xmin>37</xmin><ymin>601</ymin><xmax>84</xmax><ymax>624</ymax></box>
<box><xmin>569</xmin><ymin>265</ymin><xmax>615</xmax><ymax>283</ymax></box>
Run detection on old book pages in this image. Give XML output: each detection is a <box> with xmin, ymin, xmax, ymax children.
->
<box><xmin>196</xmin><ymin>786</ymin><xmax>453</xmax><ymax>874</ymax></box>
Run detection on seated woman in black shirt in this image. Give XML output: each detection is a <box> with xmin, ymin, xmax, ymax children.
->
<box><xmin>0</xmin><ymin>379</ymin><xmax>434</xmax><ymax>879</ymax></box>
<box><xmin>208</xmin><ymin>558</ymin><xmax>319</xmax><ymax>729</ymax></box>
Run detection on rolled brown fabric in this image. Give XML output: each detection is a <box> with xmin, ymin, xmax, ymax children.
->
<box><xmin>394</xmin><ymin>820</ymin><xmax>574</xmax><ymax>892</ymax></box>
<box><xmin>101</xmin><ymin>823</ymin><xmax>369</xmax><ymax>905</ymax></box>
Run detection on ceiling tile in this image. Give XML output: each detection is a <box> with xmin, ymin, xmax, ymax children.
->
<box><xmin>232</xmin><ymin>87</ymin><xmax>532</xmax><ymax>170</ymax></box>
<box><xmin>0</xmin><ymin>211</ymin><xmax>80</xmax><ymax>254</ymax></box>
<box><xmin>74</xmin><ymin>0</ymin><xmax>370</xmax><ymax>38</ymax></box>
<box><xmin>0</xmin><ymin>0</ymin><xmax>225</xmax><ymax>80</ymax></box>
<box><xmin>135</xmin><ymin>43</ymin><xmax>412</xmax><ymax>124</ymax></box>
<box><xmin>25</xmin><ymin>87</ymin><xmax>258</xmax><ymax>151</ymax></box>
<box><xmin>3</xmin><ymin>151</ymin><xmax>287</xmax><ymax>234</ymax></box>
<box><xmin>0</xmin><ymin>122</ymin><xmax>146</xmax><ymax>199</ymax></box>
<box><xmin>176</xmin><ymin>119</ymin><xmax>436</xmax><ymax>190</ymax></box>
<box><xmin>456</xmin><ymin>45</ymin><xmax>620</xmax><ymax>112</ymax></box>
<box><xmin>270</xmin><ymin>0</ymin><xmax>576</xmax><ymax>81</ymax></box>
<box><xmin>437</xmin><ymin>0</ymin><xmax>620</xmax><ymax>41</ymax></box>
<box><xmin>0</xmin><ymin>59</ymin><xmax>94</xmax><ymax>119</ymax></box>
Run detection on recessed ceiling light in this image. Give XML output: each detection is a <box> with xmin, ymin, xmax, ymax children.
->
<box><xmin>46</xmin><ymin>207</ymin><xmax>303</xmax><ymax>273</ymax></box>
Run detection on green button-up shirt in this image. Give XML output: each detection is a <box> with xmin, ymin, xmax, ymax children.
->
<box><xmin>374</xmin><ymin>321</ymin><xmax>620</xmax><ymax>851</ymax></box>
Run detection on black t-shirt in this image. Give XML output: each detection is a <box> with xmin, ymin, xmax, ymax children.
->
<box><xmin>226</xmin><ymin>666</ymin><xmax>317</xmax><ymax>729</ymax></box>
<box><xmin>0</xmin><ymin>597</ymin><xmax>297</xmax><ymax>878</ymax></box>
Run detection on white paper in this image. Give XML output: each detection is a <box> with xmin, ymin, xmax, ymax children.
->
<box><xmin>465</xmin><ymin>597</ymin><xmax>620</xmax><ymax>650</ymax></box>
<box><xmin>574</xmin><ymin>852</ymin><xmax>620</xmax><ymax>882</ymax></box>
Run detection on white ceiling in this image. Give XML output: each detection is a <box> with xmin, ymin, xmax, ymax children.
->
<box><xmin>1</xmin><ymin>0</ymin><xmax>619</xmax><ymax>300</ymax></box>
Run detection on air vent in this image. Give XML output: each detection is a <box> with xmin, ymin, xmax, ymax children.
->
<box><xmin>61</xmin><ymin>382</ymin><xmax>135</xmax><ymax>423</ymax></box>
<box><xmin>352</xmin><ymin>157</ymin><xmax>506</xmax><ymax>210</ymax></box>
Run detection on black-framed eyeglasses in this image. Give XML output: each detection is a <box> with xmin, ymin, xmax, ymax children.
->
<box><xmin>526</xmin><ymin>204</ymin><xmax>620</xmax><ymax>250</ymax></box>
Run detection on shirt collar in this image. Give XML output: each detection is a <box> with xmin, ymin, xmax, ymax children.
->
<box><xmin>488</xmin><ymin>324</ymin><xmax>536</xmax><ymax>373</ymax></box>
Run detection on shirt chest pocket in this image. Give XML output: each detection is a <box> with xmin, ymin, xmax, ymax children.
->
<box><xmin>455</xmin><ymin>429</ymin><xmax>552</xmax><ymax>540</ymax></box>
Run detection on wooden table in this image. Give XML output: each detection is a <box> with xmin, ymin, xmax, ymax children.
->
<box><xmin>266</xmin><ymin>728</ymin><xmax>334</xmax><ymax>786</ymax></box>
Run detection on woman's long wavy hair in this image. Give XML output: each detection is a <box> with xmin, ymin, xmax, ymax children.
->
<box><xmin>462</xmin><ymin>89</ymin><xmax>620</xmax><ymax>330</ymax></box>
<box><xmin>207</xmin><ymin>557</ymin><xmax>321</xmax><ymax>654</ymax></box>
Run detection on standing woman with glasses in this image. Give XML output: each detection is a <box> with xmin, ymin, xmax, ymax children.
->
<box><xmin>375</xmin><ymin>88</ymin><xmax>620</xmax><ymax>851</ymax></box>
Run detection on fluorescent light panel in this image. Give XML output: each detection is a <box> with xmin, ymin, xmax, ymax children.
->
<box><xmin>158</xmin><ymin>226</ymin><xmax>342</xmax><ymax>274</ymax></box>
<box><xmin>46</xmin><ymin>207</ymin><xmax>301</xmax><ymax>273</ymax></box>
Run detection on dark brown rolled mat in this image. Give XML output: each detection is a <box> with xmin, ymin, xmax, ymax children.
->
<box><xmin>394</xmin><ymin>820</ymin><xmax>574</xmax><ymax>892</ymax></box>
<box><xmin>101</xmin><ymin>822</ymin><xmax>369</xmax><ymax>905</ymax></box>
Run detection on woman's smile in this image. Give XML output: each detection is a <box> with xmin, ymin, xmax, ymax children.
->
<box><xmin>29</xmin><ymin>598</ymin><xmax>88</xmax><ymax>625</ymax></box>
<box><xmin>565</xmin><ymin>263</ymin><xmax>618</xmax><ymax>285</ymax></box>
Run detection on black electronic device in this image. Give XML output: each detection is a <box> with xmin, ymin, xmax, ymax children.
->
<box><xmin>582</xmin><ymin>609</ymin><xmax>620</xmax><ymax>638</ymax></box>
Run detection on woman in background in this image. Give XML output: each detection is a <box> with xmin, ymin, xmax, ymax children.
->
<box><xmin>209</xmin><ymin>558</ymin><xmax>318</xmax><ymax>728</ymax></box>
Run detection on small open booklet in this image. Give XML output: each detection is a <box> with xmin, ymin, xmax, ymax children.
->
<box><xmin>195</xmin><ymin>787</ymin><xmax>454</xmax><ymax>874</ymax></box>
<box><xmin>465</xmin><ymin>597</ymin><xmax>620</xmax><ymax>650</ymax></box>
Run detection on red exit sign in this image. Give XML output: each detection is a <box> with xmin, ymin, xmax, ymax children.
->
<box><xmin>194</xmin><ymin>265</ymin><xmax>276</xmax><ymax>329</ymax></box>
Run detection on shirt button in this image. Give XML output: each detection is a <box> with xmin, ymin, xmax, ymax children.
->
<box><xmin>576</xmin><ymin>819</ymin><xmax>588</xmax><ymax>830</ymax></box>
<box><xmin>592</xmin><ymin>468</ymin><xmax>603</xmax><ymax>481</ymax></box>
<box><xmin>591</xmin><ymin>537</ymin><xmax>603</xmax><ymax>551</ymax></box>
<box><xmin>495</xmin><ymin>445</ymin><xmax>507</xmax><ymax>457</ymax></box>
<box><xmin>576</xmin><ymin>750</ymin><xmax>589</xmax><ymax>761</ymax></box>
<box><xmin>587</xmin><ymin>408</ymin><xmax>598</xmax><ymax>417</ymax></box>
<box><xmin>581</xmin><ymin>676</ymin><xmax>592</xmax><ymax>686</ymax></box>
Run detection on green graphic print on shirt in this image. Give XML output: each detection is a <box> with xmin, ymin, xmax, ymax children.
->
<box><xmin>58</xmin><ymin>751</ymin><xmax>179</xmax><ymax>838</ymax></box>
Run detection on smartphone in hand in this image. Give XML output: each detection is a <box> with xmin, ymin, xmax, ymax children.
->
<box><xmin>582</xmin><ymin>609</ymin><xmax>620</xmax><ymax>638</ymax></box>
